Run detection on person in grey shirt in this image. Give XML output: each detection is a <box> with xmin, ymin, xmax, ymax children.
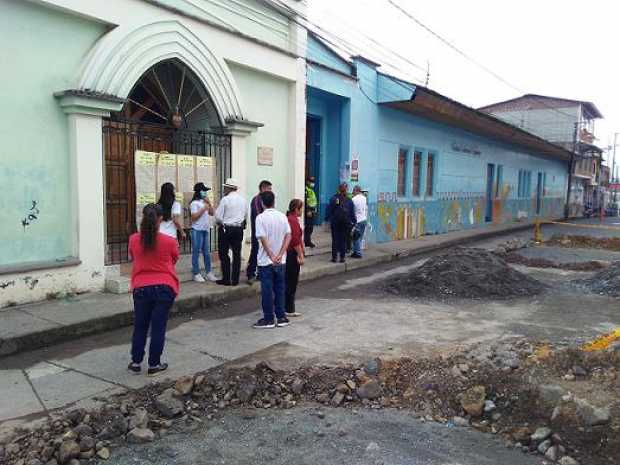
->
<box><xmin>214</xmin><ymin>178</ymin><xmax>247</xmax><ymax>286</ymax></box>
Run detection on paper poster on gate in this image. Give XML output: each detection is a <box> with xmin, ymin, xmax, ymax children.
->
<box><xmin>134</xmin><ymin>151</ymin><xmax>218</xmax><ymax>231</ymax></box>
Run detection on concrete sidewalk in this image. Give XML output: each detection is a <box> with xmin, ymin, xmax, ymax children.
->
<box><xmin>0</xmin><ymin>221</ymin><xmax>539</xmax><ymax>357</ymax></box>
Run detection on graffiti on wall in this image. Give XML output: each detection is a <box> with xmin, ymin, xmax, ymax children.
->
<box><xmin>21</xmin><ymin>200</ymin><xmax>40</xmax><ymax>231</ymax></box>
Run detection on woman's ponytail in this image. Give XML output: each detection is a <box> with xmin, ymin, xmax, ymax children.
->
<box><xmin>140</xmin><ymin>203</ymin><xmax>163</xmax><ymax>250</ymax></box>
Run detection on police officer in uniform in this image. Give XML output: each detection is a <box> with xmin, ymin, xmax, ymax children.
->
<box><xmin>304</xmin><ymin>177</ymin><xmax>318</xmax><ymax>248</ymax></box>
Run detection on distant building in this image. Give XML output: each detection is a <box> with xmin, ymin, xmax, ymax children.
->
<box><xmin>479</xmin><ymin>95</ymin><xmax>604</xmax><ymax>216</ymax></box>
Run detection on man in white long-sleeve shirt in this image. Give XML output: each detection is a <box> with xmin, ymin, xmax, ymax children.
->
<box><xmin>214</xmin><ymin>178</ymin><xmax>247</xmax><ymax>286</ymax></box>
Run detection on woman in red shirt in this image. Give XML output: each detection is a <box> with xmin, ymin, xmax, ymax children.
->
<box><xmin>285</xmin><ymin>199</ymin><xmax>305</xmax><ymax>317</ymax></box>
<box><xmin>127</xmin><ymin>203</ymin><xmax>180</xmax><ymax>376</ymax></box>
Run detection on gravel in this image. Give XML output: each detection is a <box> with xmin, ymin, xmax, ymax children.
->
<box><xmin>386</xmin><ymin>247</ymin><xmax>545</xmax><ymax>300</ymax></box>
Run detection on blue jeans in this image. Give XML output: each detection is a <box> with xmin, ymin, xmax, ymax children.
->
<box><xmin>259</xmin><ymin>264</ymin><xmax>286</xmax><ymax>322</ymax></box>
<box><xmin>131</xmin><ymin>285</ymin><xmax>175</xmax><ymax>367</ymax></box>
<box><xmin>353</xmin><ymin>221</ymin><xmax>367</xmax><ymax>255</ymax></box>
<box><xmin>191</xmin><ymin>229</ymin><xmax>212</xmax><ymax>275</ymax></box>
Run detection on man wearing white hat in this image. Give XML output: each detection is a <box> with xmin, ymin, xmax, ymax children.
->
<box><xmin>214</xmin><ymin>178</ymin><xmax>247</xmax><ymax>286</ymax></box>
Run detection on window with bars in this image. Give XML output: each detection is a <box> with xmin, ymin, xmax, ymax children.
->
<box><xmin>495</xmin><ymin>165</ymin><xmax>503</xmax><ymax>198</ymax></box>
<box><xmin>412</xmin><ymin>151</ymin><xmax>422</xmax><ymax>196</ymax></box>
<box><xmin>426</xmin><ymin>152</ymin><xmax>435</xmax><ymax>197</ymax></box>
<box><xmin>397</xmin><ymin>148</ymin><xmax>408</xmax><ymax>197</ymax></box>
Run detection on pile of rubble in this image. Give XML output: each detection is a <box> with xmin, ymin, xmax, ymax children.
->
<box><xmin>386</xmin><ymin>247</ymin><xmax>545</xmax><ymax>300</ymax></box>
<box><xmin>1</xmin><ymin>342</ymin><xmax>618</xmax><ymax>465</ymax></box>
<box><xmin>502</xmin><ymin>253</ymin><xmax>608</xmax><ymax>272</ymax></box>
<box><xmin>574</xmin><ymin>261</ymin><xmax>620</xmax><ymax>297</ymax></box>
<box><xmin>547</xmin><ymin>234</ymin><xmax>620</xmax><ymax>252</ymax></box>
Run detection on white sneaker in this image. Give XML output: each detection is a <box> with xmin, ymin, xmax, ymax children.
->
<box><xmin>206</xmin><ymin>272</ymin><xmax>218</xmax><ymax>282</ymax></box>
<box><xmin>193</xmin><ymin>274</ymin><xmax>206</xmax><ymax>283</ymax></box>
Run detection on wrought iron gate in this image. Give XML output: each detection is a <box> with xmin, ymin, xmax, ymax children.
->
<box><xmin>103</xmin><ymin>119</ymin><xmax>231</xmax><ymax>265</ymax></box>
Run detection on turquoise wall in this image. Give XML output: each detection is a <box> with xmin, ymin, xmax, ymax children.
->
<box><xmin>0</xmin><ymin>0</ymin><xmax>106</xmax><ymax>267</ymax></box>
<box><xmin>227</xmin><ymin>62</ymin><xmax>293</xmax><ymax>208</ymax></box>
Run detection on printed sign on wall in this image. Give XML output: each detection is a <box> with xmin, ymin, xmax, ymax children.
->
<box><xmin>257</xmin><ymin>146</ymin><xmax>274</xmax><ymax>166</ymax></box>
<box><xmin>134</xmin><ymin>151</ymin><xmax>218</xmax><ymax>230</ymax></box>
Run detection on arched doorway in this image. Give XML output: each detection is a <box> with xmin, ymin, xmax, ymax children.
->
<box><xmin>103</xmin><ymin>59</ymin><xmax>231</xmax><ymax>265</ymax></box>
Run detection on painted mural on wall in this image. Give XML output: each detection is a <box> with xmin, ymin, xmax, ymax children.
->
<box><xmin>369</xmin><ymin>191</ymin><xmax>565</xmax><ymax>245</ymax></box>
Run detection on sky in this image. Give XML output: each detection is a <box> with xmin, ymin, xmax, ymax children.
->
<box><xmin>307</xmin><ymin>0</ymin><xmax>620</xmax><ymax>172</ymax></box>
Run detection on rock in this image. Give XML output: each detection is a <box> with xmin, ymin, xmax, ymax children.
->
<box><xmin>79</xmin><ymin>436</ymin><xmax>95</xmax><ymax>452</ymax></box>
<box><xmin>174</xmin><ymin>376</ymin><xmax>195</xmax><ymax>396</ymax></box>
<box><xmin>96</xmin><ymin>447</ymin><xmax>110</xmax><ymax>460</ymax></box>
<box><xmin>364</xmin><ymin>359</ymin><xmax>381</xmax><ymax>376</ymax></box>
<box><xmin>460</xmin><ymin>385</ymin><xmax>486</xmax><ymax>417</ymax></box>
<box><xmin>79</xmin><ymin>449</ymin><xmax>95</xmax><ymax>460</ymax></box>
<box><xmin>537</xmin><ymin>439</ymin><xmax>552</xmax><ymax>454</ymax></box>
<box><xmin>58</xmin><ymin>441</ymin><xmax>80</xmax><ymax>464</ymax></box>
<box><xmin>365</xmin><ymin>442</ymin><xmax>380</xmax><ymax>452</ymax></box>
<box><xmin>559</xmin><ymin>457</ymin><xmax>580</xmax><ymax>465</ymax></box>
<box><xmin>458</xmin><ymin>363</ymin><xmax>470</xmax><ymax>373</ymax></box>
<box><xmin>73</xmin><ymin>424</ymin><xmax>93</xmax><ymax>438</ymax></box>
<box><xmin>129</xmin><ymin>407</ymin><xmax>149</xmax><ymax>430</ymax></box>
<box><xmin>502</xmin><ymin>357</ymin><xmax>520</xmax><ymax>369</ymax></box>
<box><xmin>335</xmin><ymin>383</ymin><xmax>350</xmax><ymax>394</ymax></box>
<box><xmin>97</xmin><ymin>414</ymin><xmax>128</xmax><ymax>440</ymax></box>
<box><xmin>316</xmin><ymin>393</ymin><xmax>330</xmax><ymax>404</ymax></box>
<box><xmin>46</xmin><ymin>460</ymin><xmax>58</xmax><ymax>465</ymax></box>
<box><xmin>484</xmin><ymin>400</ymin><xmax>496</xmax><ymax>413</ymax></box>
<box><xmin>572</xmin><ymin>365</ymin><xmax>587</xmax><ymax>377</ymax></box>
<box><xmin>27</xmin><ymin>460</ymin><xmax>43</xmax><ymax>465</ymax></box>
<box><xmin>538</xmin><ymin>384</ymin><xmax>566</xmax><ymax>408</ymax></box>
<box><xmin>545</xmin><ymin>445</ymin><xmax>559</xmax><ymax>461</ymax></box>
<box><xmin>127</xmin><ymin>428</ymin><xmax>155</xmax><ymax>444</ymax></box>
<box><xmin>194</xmin><ymin>375</ymin><xmax>205</xmax><ymax>386</ymax></box>
<box><xmin>6</xmin><ymin>443</ymin><xmax>20</xmax><ymax>455</ymax></box>
<box><xmin>357</xmin><ymin>380</ymin><xmax>382</xmax><ymax>400</ymax></box>
<box><xmin>451</xmin><ymin>366</ymin><xmax>464</xmax><ymax>378</ymax></box>
<box><xmin>290</xmin><ymin>378</ymin><xmax>305</xmax><ymax>395</ymax></box>
<box><xmin>331</xmin><ymin>392</ymin><xmax>345</xmax><ymax>406</ymax></box>
<box><xmin>574</xmin><ymin>398</ymin><xmax>610</xmax><ymax>426</ymax></box>
<box><xmin>452</xmin><ymin>416</ymin><xmax>470</xmax><ymax>427</ymax></box>
<box><xmin>563</xmin><ymin>373</ymin><xmax>576</xmax><ymax>381</ymax></box>
<box><xmin>62</xmin><ymin>431</ymin><xmax>77</xmax><ymax>441</ymax></box>
<box><xmin>531</xmin><ymin>427</ymin><xmax>552</xmax><ymax>442</ymax></box>
<box><xmin>237</xmin><ymin>383</ymin><xmax>256</xmax><ymax>403</ymax></box>
<box><xmin>346</xmin><ymin>380</ymin><xmax>357</xmax><ymax>390</ymax></box>
<box><xmin>551</xmin><ymin>406</ymin><xmax>562</xmax><ymax>422</ymax></box>
<box><xmin>67</xmin><ymin>460</ymin><xmax>80</xmax><ymax>465</ymax></box>
<box><xmin>155</xmin><ymin>388</ymin><xmax>184</xmax><ymax>418</ymax></box>
<box><xmin>608</xmin><ymin>341</ymin><xmax>620</xmax><ymax>352</ymax></box>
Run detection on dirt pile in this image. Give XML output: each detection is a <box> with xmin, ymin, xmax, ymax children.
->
<box><xmin>386</xmin><ymin>247</ymin><xmax>545</xmax><ymax>300</ymax></box>
<box><xmin>547</xmin><ymin>234</ymin><xmax>620</xmax><ymax>252</ymax></box>
<box><xmin>574</xmin><ymin>261</ymin><xmax>620</xmax><ymax>297</ymax></box>
<box><xmin>2</xmin><ymin>342</ymin><xmax>618</xmax><ymax>465</ymax></box>
<box><xmin>503</xmin><ymin>252</ymin><xmax>608</xmax><ymax>272</ymax></box>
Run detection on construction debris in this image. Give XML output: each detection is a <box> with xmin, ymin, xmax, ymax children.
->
<box><xmin>546</xmin><ymin>234</ymin><xmax>620</xmax><ymax>252</ymax></box>
<box><xmin>574</xmin><ymin>261</ymin><xmax>620</xmax><ymax>297</ymax></box>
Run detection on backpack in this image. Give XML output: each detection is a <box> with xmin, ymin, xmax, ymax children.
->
<box><xmin>332</xmin><ymin>198</ymin><xmax>351</xmax><ymax>227</ymax></box>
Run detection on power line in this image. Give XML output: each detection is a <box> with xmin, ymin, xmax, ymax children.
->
<box><xmin>385</xmin><ymin>0</ymin><xmax>580</xmax><ymax>122</ymax></box>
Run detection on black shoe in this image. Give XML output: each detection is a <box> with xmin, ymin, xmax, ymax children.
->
<box><xmin>350</xmin><ymin>253</ymin><xmax>362</xmax><ymax>259</ymax></box>
<box><xmin>127</xmin><ymin>362</ymin><xmax>141</xmax><ymax>374</ymax></box>
<box><xmin>231</xmin><ymin>282</ymin><xmax>239</xmax><ymax>287</ymax></box>
<box><xmin>246</xmin><ymin>277</ymin><xmax>256</xmax><ymax>285</ymax></box>
<box><xmin>147</xmin><ymin>363</ymin><xmax>168</xmax><ymax>377</ymax></box>
<box><xmin>216</xmin><ymin>280</ymin><xmax>231</xmax><ymax>286</ymax></box>
<box><xmin>277</xmin><ymin>317</ymin><xmax>290</xmax><ymax>327</ymax></box>
<box><xmin>308</xmin><ymin>242</ymin><xmax>316</xmax><ymax>249</ymax></box>
<box><xmin>339</xmin><ymin>257</ymin><xmax>346</xmax><ymax>263</ymax></box>
<box><xmin>330</xmin><ymin>258</ymin><xmax>337</xmax><ymax>263</ymax></box>
<box><xmin>253</xmin><ymin>319</ymin><xmax>276</xmax><ymax>329</ymax></box>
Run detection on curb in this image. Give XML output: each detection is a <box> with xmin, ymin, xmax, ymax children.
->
<box><xmin>0</xmin><ymin>222</ymin><xmax>535</xmax><ymax>358</ymax></box>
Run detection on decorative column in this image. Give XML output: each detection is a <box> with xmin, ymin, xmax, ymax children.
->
<box><xmin>55</xmin><ymin>91</ymin><xmax>123</xmax><ymax>280</ymax></box>
<box><xmin>223</xmin><ymin>118</ymin><xmax>263</xmax><ymax>198</ymax></box>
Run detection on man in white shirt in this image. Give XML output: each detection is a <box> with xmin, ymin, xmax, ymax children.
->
<box><xmin>351</xmin><ymin>185</ymin><xmax>368</xmax><ymax>259</ymax></box>
<box><xmin>214</xmin><ymin>178</ymin><xmax>247</xmax><ymax>286</ymax></box>
<box><xmin>252</xmin><ymin>191</ymin><xmax>291</xmax><ymax>329</ymax></box>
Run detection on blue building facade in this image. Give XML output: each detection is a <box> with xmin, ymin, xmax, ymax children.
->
<box><xmin>305</xmin><ymin>34</ymin><xmax>571</xmax><ymax>244</ymax></box>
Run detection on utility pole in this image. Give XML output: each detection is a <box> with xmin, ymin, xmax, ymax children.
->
<box><xmin>613</xmin><ymin>132</ymin><xmax>618</xmax><ymax>205</ymax></box>
<box><xmin>565</xmin><ymin>121</ymin><xmax>579</xmax><ymax>218</ymax></box>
